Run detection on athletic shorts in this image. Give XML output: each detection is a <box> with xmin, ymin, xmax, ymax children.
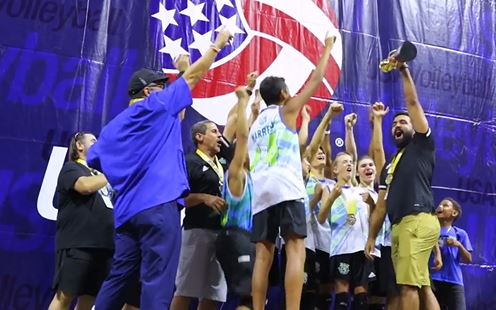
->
<box><xmin>329</xmin><ymin>251</ymin><xmax>375</xmax><ymax>288</ymax></box>
<box><xmin>316</xmin><ymin>249</ymin><xmax>331</xmax><ymax>285</ymax></box>
<box><xmin>52</xmin><ymin>248</ymin><xmax>113</xmax><ymax>296</ymax></box>
<box><xmin>174</xmin><ymin>228</ymin><xmax>227</xmax><ymax>302</ymax></box>
<box><xmin>281</xmin><ymin>247</ymin><xmax>317</xmax><ymax>291</ymax></box>
<box><xmin>215</xmin><ymin>228</ymin><xmax>255</xmax><ymax>298</ymax></box>
<box><xmin>369</xmin><ymin>246</ymin><xmax>398</xmax><ymax>297</ymax></box>
<box><xmin>392</xmin><ymin>213</ymin><xmax>440</xmax><ymax>288</ymax></box>
<box><xmin>251</xmin><ymin>200</ymin><xmax>306</xmax><ymax>244</ymax></box>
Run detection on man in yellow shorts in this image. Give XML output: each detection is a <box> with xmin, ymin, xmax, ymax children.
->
<box><xmin>365</xmin><ymin>56</ymin><xmax>441</xmax><ymax>310</ymax></box>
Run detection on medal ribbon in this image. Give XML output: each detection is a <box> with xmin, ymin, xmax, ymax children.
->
<box><xmin>196</xmin><ymin>149</ymin><xmax>224</xmax><ymax>187</ymax></box>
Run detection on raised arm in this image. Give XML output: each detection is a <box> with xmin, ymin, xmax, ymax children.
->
<box><xmin>248</xmin><ymin>90</ymin><xmax>261</xmax><ymax>128</ymax></box>
<box><xmin>305</xmin><ymin>102</ymin><xmax>343</xmax><ymax>161</ymax></box>
<box><xmin>282</xmin><ymin>35</ymin><xmax>336</xmax><ymax>128</ymax></box>
<box><xmin>182</xmin><ymin>28</ymin><xmax>233</xmax><ymax>90</ymax></box>
<box><xmin>393</xmin><ymin>58</ymin><xmax>429</xmax><ymax>134</ymax></box>
<box><xmin>222</xmin><ymin>103</ymin><xmax>239</xmax><ymax>143</ymax></box>
<box><xmin>369</xmin><ymin>102</ymin><xmax>389</xmax><ymax>182</ymax></box>
<box><xmin>344</xmin><ymin>113</ymin><xmax>358</xmax><ymax>185</ymax></box>
<box><xmin>227</xmin><ymin>87</ymin><xmax>251</xmax><ymax>197</ymax></box>
<box><xmin>299</xmin><ymin>105</ymin><xmax>311</xmax><ymax>157</ymax></box>
<box><xmin>322</xmin><ymin>129</ymin><xmax>333</xmax><ymax>179</ymax></box>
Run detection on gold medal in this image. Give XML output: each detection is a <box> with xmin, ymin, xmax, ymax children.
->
<box><xmin>385</xmin><ymin>174</ymin><xmax>393</xmax><ymax>185</ymax></box>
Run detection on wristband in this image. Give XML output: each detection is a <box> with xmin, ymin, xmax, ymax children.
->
<box><xmin>210</xmin><ymin>45</ymin><xmax>221</xmax><ymax>53</ymax></box>
<box><xmin>399</xmin><ymin>63</ymin><xmax>409</xmax><ymax>71</ymax></box>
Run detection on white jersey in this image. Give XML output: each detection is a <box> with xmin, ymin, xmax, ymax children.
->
<box><xmin>248</xmin><ymin>106</ymin><xmax>306</xmax><ymax>215</ymax></box>
<box><xmin>328</xmin><ymin>185</ymin><xmax>380</xmax><ymax>257</ymax></box>
<box><xmin>308</xmin><ymin>177</ymin><xmax>334</xmax><ymax>253</ymax></box>
<box><xmin>357</xmin><ymin>184</ymin><xmax>392</xmax><ymax>247</ymax></box>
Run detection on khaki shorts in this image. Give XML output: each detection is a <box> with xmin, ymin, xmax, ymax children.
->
<box><xmin>174</xmin><ymin>228</ymin><xmax>227</xmax><ymax>302</ymax></box>
<box><xmin>391</xmin><ymin>213</ymin><xmax>440</xmax><ymax>288</ymax></box>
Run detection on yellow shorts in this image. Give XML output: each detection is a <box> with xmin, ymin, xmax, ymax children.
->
<box><xmin>391</xmin><ymin>213</ymin><xmax>440</xmax><ymax>288</ymax></box>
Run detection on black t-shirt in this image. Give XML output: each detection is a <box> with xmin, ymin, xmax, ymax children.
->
<box><xmin>54</xmin><ymin>161</ymin><xmax>115</xmax><ymax>250</ymax></box>
<box><xmin>379</xmin><ymin>130</ymin><xmax>436</xmax><ymax>225</ymax></box>
<box><xmin>183</xmin><ymin>152</ymin><xmax>229</xmax><ymax>230</ymax></box>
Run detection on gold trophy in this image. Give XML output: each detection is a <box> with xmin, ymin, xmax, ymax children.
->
<box><xmin>379</xmin><ymin>41</ymin><xmax>417</xmax><ymax>73</ymax></box>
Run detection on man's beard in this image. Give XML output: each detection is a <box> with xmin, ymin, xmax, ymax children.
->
<box><xmin>393</xmin><ymin>131</ymin><xmax>413</xmax><ymax>149</ymax></box>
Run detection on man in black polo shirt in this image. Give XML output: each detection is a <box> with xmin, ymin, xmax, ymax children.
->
<box><xmin>171</xmin><ymin>120</ymin><xmax>230</xmax><ymax>310</ymax></box>
<box><xmin>49</xmin><ymin>132</ymin><xmax>114</xmax><ymax>310</ymax></box>
<box><xmin>365</xmin><ymin>57</ymin><xmax>441</xmax><ymax>310</ymax></box>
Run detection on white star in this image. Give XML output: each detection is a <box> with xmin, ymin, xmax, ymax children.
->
<box><xmin>189</xmin><ymin>30</ymin><xmax>214</xmax><ymax>55</ymax></box>
<box><xmin>214</xmin><ymin>0</ymin><xmax>234</xmax><ymax>12</ymax></box>
<box><xmin>159</xmin><ymin>36</ymin><xmax>189</xmax><ymax>60</ymax></box>
<box><xmin>151</xmin><ymin>3</ymin><xmax>178</xmax><ymax>31</ymax></box>
<box><xmin>215</xmin><ymin>14</ymin><xmax>245</xmax><ymax>35</ymax></box>
<box><xmin>180</xmin><ymin>1</ymin><xmax>209</xmax><ymax>27</ymax></box>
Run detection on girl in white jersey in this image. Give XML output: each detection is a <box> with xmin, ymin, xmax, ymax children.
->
<box><xmin>344</xmin><ymin>104</ymin><xmax>400</xmax><ymax>310</ymax></box>
<box><xmin>317</xmin><ymin>151</ymin><xmax>379</xmax><ymax>310</ymax></box>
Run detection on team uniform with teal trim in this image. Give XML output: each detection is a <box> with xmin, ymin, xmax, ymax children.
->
<box><xmin>248</xmin><ymin>105</ymin><xmax>307</xmax><ymax>243</ymax></box>
<box><xmin>327</xmin><ymin>184</ymin><xmax>378</xmax><ymax>287</ymax></box>
<box><xmin>308</xmin><ymin>176</ymin><xmax>335</xmax><ymax>285</ymax></box>
<box><xmin>215</xmin><ymin>170</ymin><xmax>255</xmax><ymax>301</ymax></box>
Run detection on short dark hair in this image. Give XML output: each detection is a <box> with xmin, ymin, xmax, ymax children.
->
<box><xmin>444</xmin><ymin>197</ymin><xmax>462</xmax><ymax>221</ymax></box>
<box><xmin>393</xmin><ymin>111</ymin><xmax>410</xmax><ymax>119</ymax></box>
<box><xmin>259</xmin><ymin>76</ymin><xmax>287</xmax><ymax>105</ymax></box>
<box><xmin>191</xmin><ymin>120</ymin><xmax>214</xmax><ymax>146</ymax></box>
<box><xmin>68</xmin><ymin>131</ymin><xmax>89</xmax><ymax>161</ymax></box>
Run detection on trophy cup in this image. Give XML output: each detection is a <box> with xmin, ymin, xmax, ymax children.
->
<box><xmin>379</xmin><ymin>41</ymin><xmax>417</xmax><ymax>73</ymax></box>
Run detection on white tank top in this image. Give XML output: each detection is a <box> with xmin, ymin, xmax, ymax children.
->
<box><xmin>248</xmin><ymin>106</ymin><xmax>306</xmax><ymax>215</ymax></box>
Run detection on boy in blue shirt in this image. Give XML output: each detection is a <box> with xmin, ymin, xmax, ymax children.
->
<box><xmin>432</xmin><ymin>198</ymin><xmax>473</xmax><ymax>310</ymax></box>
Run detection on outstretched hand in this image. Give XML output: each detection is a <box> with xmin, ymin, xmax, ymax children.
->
<box><xmin>301</xmin><ymin>105</ymin><xmax>311</xmax><ymax>123</ymax></box>
<box><xmin>344</xmin><ymin>113</ymin><xmax>357</xmax><ymax>129</ymax></box>
<box><xmin>214</xmin><ymin>26</ymin><xmax>234</xmax><ymax>49</ymax></box>
<box><xmin>371</xmin><ymin>102</ymin><xmax>389</xmax><ymax>119</ymax></box>
<box><xmin>246</xmin><ymin>71</ymin><xmax>258</xmax><ymax>90</ymax></box>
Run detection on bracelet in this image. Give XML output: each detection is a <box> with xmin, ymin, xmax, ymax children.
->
<box><xmin>324</xmin><ymin>130</ymin><xmax>331</xmax><ymax>135</ymax></box>
<box><xmin>399</xmin><ymin>63</ymin><xmax>409</xmax><ymax>71</ymax></box>
<box><xmin>210</xmin><ymin>45</ymin><xmax>221</xmax><ymax>53</ymax></box>
<box><xmin>246</xmin><ymin>89</ymin><xmax>253</xmax><ymax>96</ymax></box>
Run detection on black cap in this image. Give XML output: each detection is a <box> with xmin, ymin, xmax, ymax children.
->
<box><xmin>128</xmin><ymin>68</ymin><xmax>169</xmax><ymax>96</ymax></box>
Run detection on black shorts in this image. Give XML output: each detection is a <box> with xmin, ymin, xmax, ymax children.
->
<box><xmin>316</xmin><ymin>249</ymin><xmax>331</xmax><ymax>285</ymax></box>
<box><xmin>215</xmin><ymin>228</ymin><xmax>256</xmax><ymax>298</ymax></box>
<box><xmin>329</xmin><ymin>251</ymin><xmax>374</xmax><ymax>288</ymax></box>
<box><xmin>370</xmin><ymin>246</ymin><xmax>398</xmax><ymax>297</ymax></box>
<box><xmin>281</xmin><ymin>247</ymin><xmax>317</xmax><ymax>291</ymax></box>
<box><xmin>52</xmin><ymin>248</ymin><xmax>113</xmax><ymax>296</ymax></box>
<box><xmin>251</xmin><ymin>200</ymin><xmax>306</xmax><ymax>244</ymax></box>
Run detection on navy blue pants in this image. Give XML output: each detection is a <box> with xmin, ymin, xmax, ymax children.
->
<box><xmin>95</xmin><ymin>202</ymin><xmax>181</xmax><ymax>310</ymax></box>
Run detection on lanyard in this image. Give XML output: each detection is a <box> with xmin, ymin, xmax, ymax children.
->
<box><xmin>196</xmin><ymin>149</ymin><xmax>224</xmax><ymax>186</ymax></box>
<box><xmin>75</xmin><ymin>159</ymin><xmax>91</xmax><ymax>172</ymax></box>
<box><xmin>385</xmin><ymin>148</ymin><xmax>405</xmax><ymax>197</ymax></box>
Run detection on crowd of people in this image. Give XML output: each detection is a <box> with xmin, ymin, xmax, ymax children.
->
<box><xmin>48</xmin><ymin>29</ymin><xmax>473</xmax><ymax>310</ymax></box>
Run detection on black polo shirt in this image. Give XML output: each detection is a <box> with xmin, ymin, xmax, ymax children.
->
<box><xmin>183</xmin><ymin>151</ymin><xmax>229</xmax><ymax>230</ymax></box>
<box><xmin>379</xmin><ymin>129</ymin><xmax>435</xmax><ymax>225</ymax></box>
<box><xmin>54</xmin><ymin>161</ymin><xmax>115</xmax><ymax>251</ymax></box>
